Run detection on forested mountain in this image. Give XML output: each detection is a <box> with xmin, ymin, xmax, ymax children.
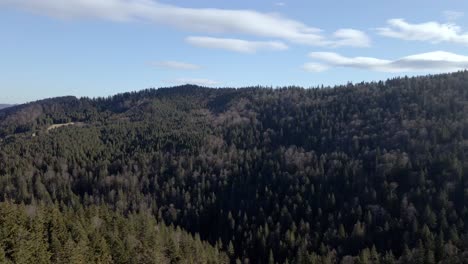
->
<box><xmin>0</xmin><ymin>71</ymin><xmax>468</xmax><ymax>263</ymax></box>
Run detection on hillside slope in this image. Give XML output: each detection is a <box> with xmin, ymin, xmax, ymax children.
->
<box><xmin>0</xmin><ymin>72</ymin><xmax>468</xmax><ymax>263</ymax></box>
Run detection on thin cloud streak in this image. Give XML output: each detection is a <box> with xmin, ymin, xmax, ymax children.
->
<box><xmin>332</xmin><ymin>29</ymin><xmax>371</xmax><ymax>47</ymax></box>
<box><xmin>186</xmin><ymin>36</ymin><xmax>288</xmax><ymax>53</ymax></box>
<box><xmin>443</xmin><ymin>10</ymin><xmax>464</xmax><ymax>21</ymax></box>
<box><xmin>377</xmin><ymin>18</ymin><xmax>468</xmax><ymax>45</ymax></box>
<box><xmin>304</xmin><ymin>51</ymin><xmax>468</xmax><ymax>73</ymax></box>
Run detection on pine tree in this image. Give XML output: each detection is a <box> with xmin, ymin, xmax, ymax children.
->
<box><xmin>381</xmin><ymin>251</ymin><xmax>396</xmax><ymax>264</ymax></box>
<box><xmin>228</xmin><ymin>241</ymin><xmax>235</xmax><ymax>259</ymax></box>
<box><xmin>357</xmin><ymin>248</ymin><xmax>371</xmax><ymax>264</ymax></box>
<box><xmin>268</xmin><ymin>249</ymin><xmax>274</xmax><ymax>264</ymax></box>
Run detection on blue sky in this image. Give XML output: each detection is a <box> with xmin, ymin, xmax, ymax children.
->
<box><xmin>1</xmin><ymin>0</ymin><xmax>468</xmax><ymax>103</ymax></box>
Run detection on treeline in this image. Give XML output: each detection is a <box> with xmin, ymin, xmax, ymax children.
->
<box><xmin>0</xmin><ymin>201</ymin><xmax>228</xmax><ymax>264</ymax></box>
<box><xmin>0</xmin><ymin>72</ymin><xmax>468</xmax><ymax>263</ymax></box>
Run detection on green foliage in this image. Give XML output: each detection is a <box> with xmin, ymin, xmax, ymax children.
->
<box><xmin>1</xmin><ymin>72</ymin><xmax>468</xmax><ymax>262</ymax></box>
<box><xmin>0</xmin><ymin>202</ymin><xmax>228</xmax><ymax>264</ymax></box>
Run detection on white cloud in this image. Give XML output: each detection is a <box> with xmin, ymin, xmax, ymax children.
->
<box><xmin>166</xmin><ymin>78</ymin><xmax>219</xmax><ymax>86</ymax></box>
<box><xmin>304</xmin><ymin>51</ymin><xmax>468</xmax><ymax>72</ymax></box>
<box><xmin>377</xmin><ymin>18</ymin><xmax>468</xmax><ymax>45</ymax></box>
<box><xmin>0</xmin><ymin>0</ymin><xmax>370</xmax><ymax>47</ymax></box>
<box><xmin>332</xmin><ymin>29</ymin><xmax>371</xmax><ymax>47</ymax></box>
<box><xmin>443</xmin><ymin>10</ymin><xmax>464</xmax><ymax>21</ymax></box>
<box><xmin>275</xmin><ymin>2</ymin><xmax>286</xmax><ymax>7</ymax></box>
<box><xmin>151</xmin><ymin>61</ymin><xmax>201</xmax><ymax>70</ymax></box>
<box><xmin>186</xmin><ymin>36</ymin><xmax>288</xmax><ymax>53</ymax></box>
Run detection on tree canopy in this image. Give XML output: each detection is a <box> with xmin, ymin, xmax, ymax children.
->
<box><xmin>0</xmin><ymin>72</ymin><xmax>468</xmax><ymax>263</ymax></box>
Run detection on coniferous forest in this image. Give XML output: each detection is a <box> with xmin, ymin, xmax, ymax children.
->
<box><xmin>0</xmin><ymin>71</ymin><xmax>468</xmax><ymax>263</ymax></box>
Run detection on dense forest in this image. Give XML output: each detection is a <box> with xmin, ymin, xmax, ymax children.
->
<box><xmin>0</xmin><ymin>202</ymin><xmax>228</xmax><ymax>264</ymax></box>
<box><xmin>0</xmin><ymin>71</ymin><xmax>468</xmax><ymax>263</ymax></box>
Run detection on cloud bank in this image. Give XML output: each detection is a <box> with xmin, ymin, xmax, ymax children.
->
<box><xmin>304</xmin><ymin>51</ymin><xmax>468</xmax><ymax>72</ymax></box>
<box><xmin>377</xmin><ymin>18</ymin><xmax>468</xmax><ymax>45</ymax></box>
<box><xmin>0</xmin><ymin>0</ymin><xmax>370</xmax><ymax>48</ymax></box>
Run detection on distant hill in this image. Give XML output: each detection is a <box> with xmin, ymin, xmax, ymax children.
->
<box><xmin>0</xmin><ymin>72</ymin><xmax>467</xmax><ymax>263</ymax></box>
<box><xmin>0</xmin><ymin>104</ymin><xmax>12</xmax><ymax>110</ymax></box>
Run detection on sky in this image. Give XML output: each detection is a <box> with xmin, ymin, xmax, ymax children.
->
<box><xmin>1</xmin><ymin>0</ymin><xmax>468</xmax><ymax>103</ymax></box>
